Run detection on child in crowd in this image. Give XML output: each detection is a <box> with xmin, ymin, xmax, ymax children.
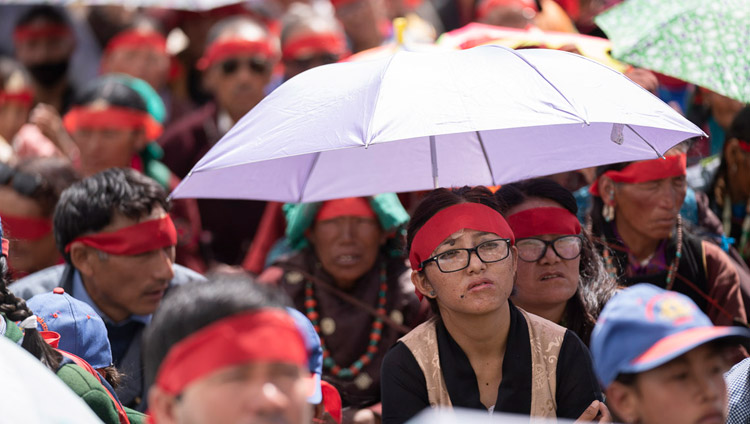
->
<box><xmin>591</xmin><ymin>283</ymin><xmax>750</xmax><ymax>424</ymax></box>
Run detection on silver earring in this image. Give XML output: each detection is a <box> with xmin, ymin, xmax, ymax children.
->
<box><xmin>603</xmin><ymin>204</ymin><xmax>615</xmax><ymax>222</ymax></box>
<box><xmin>429</xmin><ymin>290</ymin><xmax>436</xmax><ymax>297</ymax></box>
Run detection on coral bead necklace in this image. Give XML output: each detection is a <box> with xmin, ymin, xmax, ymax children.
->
<box><xmin>304</xmin><ymin>262</ymin><xmax>387</xmax><ymax>379</ymax></box>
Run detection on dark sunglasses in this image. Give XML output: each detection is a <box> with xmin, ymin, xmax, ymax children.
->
<box><xmin>289</xmin><ymin>53</ymin><xmax>340</xmax><ymax>69</ymax></box>
<box><xmin>220</xmin><ymin>57</ymin><xmax>271</xmax><ymax>75</ymax></box>
<box><xmin>0</xmin><ymin>162</ymin><xmax>44</xmax><ymax>197</ymax></box>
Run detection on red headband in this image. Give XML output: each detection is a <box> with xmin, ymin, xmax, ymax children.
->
<box><xmin>589</xmin><ymin>154</ymin><xmax>687</xmax><ymax>196</ymax></box>
<box><xmin>197</xmin><ymin>39</ymin><xmax>278</xmax><ymax>71</ymax></box>
<box><xmin>0</xmin><ymin>90</ymin><xmax>33</xmax><ymax>107</ymax></box>
<box><xmin>1</xmin><ymin>238</ymin><xmax>8</xmax><ymax>257</ymax></box>
<box><xmin>506</xmin><ymin>207</ymin><xmax>581</xmax><ymax>239</ymax></box>
<box><xmin>737</xmin><ymin>139</ymin><xmax>750</xmax><ymax>153</ymax></box>
<box><xmin>63</xmin><ymin>105</ymin><xmax>163</xmax><ymax>140</ymax></box>
<box><xmin>64</xmin><ymin>215</ymin><xmax>177</xmax><ymax>256</ymax></box>
<box><xmin>476</xmin><ymin>0</ymin><xmax>538</xmax><ymax>20</ymax></box>
<box><xmin>13</xmin><ymin>24</ymin><xmax>72</xmax><ymax>42</ymax></box>
<box><xmin>105</xmin><ymin>30</ymin><xmax>167</xmax><ymax>55</ymax></box>
<box><xmin>409</xmin><ymin>202</ymin><xmax>515</xmax><ymax>271</ymax></box>
<box><xmin>282</xmin><ymin>33</ymin><xmax>348</xmax><ymax>61</ymax></box>
<box><xmin>154</xmin><ymin>309</ymin><xmax>307</xmax><ymax>396</ymax></box>
<box><xmin>315</xmin><ymin>197</ymin><xmax>376</xmax><ymax>222</ymax></box>
<box><xmin>2</xmin><ymin>215</ymin><xmax>53</xmax><ymax>241</ymax></box>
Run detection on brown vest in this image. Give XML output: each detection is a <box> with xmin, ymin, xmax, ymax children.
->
<box><xmin>399</xmin><ymin>308</ymin><xmax>565</xmax><ymax>420</ymax></box>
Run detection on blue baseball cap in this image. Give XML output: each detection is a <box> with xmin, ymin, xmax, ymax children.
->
<box><xmin>27</xmin><ymin>288</ymin><xmax>113</xmax><ymax>369</ymax></box>
<box><xmin>591</xmin><ymin>283</ymin><xmax>750</xmax><ymax>388</ymax></box>
<box><xmin>287</xmin><ymin>307</ymin><xmax>323</xmax><ymax>404</ymax></box>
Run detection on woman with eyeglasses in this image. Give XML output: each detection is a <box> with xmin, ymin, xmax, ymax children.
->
<box><xmin>380</xmin><ymin>186</ymin><xmax>607</xmax><ymax>424</ymax></box>
<box><xmin>496</xmin><ymin>179</ymin><xmax>616</xmax><ymax>345</ymax></box>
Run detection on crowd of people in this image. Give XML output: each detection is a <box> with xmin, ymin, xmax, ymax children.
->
<box><xmin>0</xmin><ymin>0</ymin><xmax>748</xmax><ymax>423</ymax></box>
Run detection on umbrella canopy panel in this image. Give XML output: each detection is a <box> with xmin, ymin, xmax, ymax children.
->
<box><xmin>596</xmin><ymin>0</ymin><xmax>750</xmax><ymax>103</ymax></box>
<box><xmin>173</xmin><ymin>45</ymin><xmax>703</xmax><ymax>203</ymax></box>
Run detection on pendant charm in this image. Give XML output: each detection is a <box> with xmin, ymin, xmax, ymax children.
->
<box><xmin>321</xmin><ymin>317</ymin><xmax>336</xmax><ymax>335</ymax></box>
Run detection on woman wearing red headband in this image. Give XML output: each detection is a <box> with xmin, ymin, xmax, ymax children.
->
<box><xmin>590</xmin><ymin>147</ymin><xmax>746</xmax><ymax>326</ymax></box>
<box><xmin>259</xmin><ymin>194</ymin><xmax>423</xmax><ymax>424</ymax></box>
<box><xmin>496</xmin><ymin>179</ymin><xmax>616</xmax><ymax>346</ymax></box>
<box><xmin>381</xmin><ymin>186</ymin><xmax>605</xmax><ymax>423</ymax></box>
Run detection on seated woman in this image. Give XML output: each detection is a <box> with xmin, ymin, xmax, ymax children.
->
<box><xmin>0</xmin><ymin>157</ymin><xmax>78</xmax><ymax>280</ymax></box>
<box><xmin>259</xmin><ymin>194</ymin><xmax>424</xmax><ymax>423</ymax></box>
<box><xmin>380</xmin><ymin>186</ymin><xmax>605</xmax><ymax>424</ymax></box>
<box><xmin>590</xmin><ymin>147</ymin><xmax>747</xmax><ymax>326</ymax></box>
<box><xmin>496</xmin><ymin>178</ymin><xmax>616</xmax><ymax>345</ymax></box>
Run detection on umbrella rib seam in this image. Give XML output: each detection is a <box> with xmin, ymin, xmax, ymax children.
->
<box><xmin>499</xmin><ymin>46</ymin><xmax>588</xmax><ymax>124</ymax></box>
<box><xmin>364</xmin><ymin>53</ymin><xmax>400</xmax><ymax>147</ymax></box>
<box><xmin>475</xmin><ymin>131</ymin><xmax>496</xmax><ymax>186</ymax></box>
<box><xmin>297</xmin><ymin>151</ymin><xmax>321</xmax><ymax>203</ymax></box>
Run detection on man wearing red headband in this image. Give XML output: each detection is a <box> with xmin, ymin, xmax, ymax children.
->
<box><xmin>158</xmin><ymin>16</ymin><xmax>279</xmax><ymax>268</ymax></box>
<box><xmin>11</xmin><ymin>168</ymin><xmax>206</xmax><ymax>411</ymax></box>
<box><xmin>12</xmin><ymin>6</ymin><xmax>76</xmax><ymax>114</ymax></box>
<box><xmin>144</xmin><ymin>276</ymin><xmax>313</xmax><ymax>424</ymax></box>
<box><xmin>280</xmin><ymin>4</ymin><xmax>349</xmax><ymax>81</ymax></box>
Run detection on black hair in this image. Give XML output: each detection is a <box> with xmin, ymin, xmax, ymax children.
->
<box><xmin>73</xmin><ymin>75</ymin><xmax>148</xmax><ymax>113</ymax></box>
<box><xmin>142</xmin><ymin>274</ymin><xmax>291</xmax><ymax>391</ymax></box>
<box><xmin>495</xmin><ymin>178</ymin><xmax>617</xmax><ymax>344</ymax></box>
<box><xmin>53</xmin><ymin>168</ymin><xmax>170</xmax><ymax>263</ymax></box>
<box><xmin>405</xmin><ymin>186</ymin><xmax>502</xmax><ymax>316</ymax></box>
<box><xmin>0</xmin><ymin>256</ymin><xmax>62</xmax><ymax>370</ymax></box>
<box><xmin>713</xmin><ymin>106</ymin><xmax>750</xmax><ymax>211</ymax></box>
<box><xmin>15</xmin><ymin>157</ymin><xmax>80</xmax><ymax>217</ymax></box>
<box><xmin>15</xmin><ymin>5</ymin><xmax>69</xmax><ymax>29</ymax></box>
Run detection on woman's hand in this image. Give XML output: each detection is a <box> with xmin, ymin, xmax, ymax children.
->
<box><xmin>575</xmin><ymin>400</ymin><xmax>612</xmax><ymax>423</ymax></box>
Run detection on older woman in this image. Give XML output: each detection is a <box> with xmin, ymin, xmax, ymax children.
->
<box><xmin>496</xmin><ymin>179</ymin><xmax>616</xmax><ymax>345</ymax></box>
<box><xmin>590</xmin><ymin>150</ymin><xmax>746</xmax><ymax>326</ymax></box>
<box><xmin>259</xmin><ymin>194</ymin><xmax>423</xmax><ymax>423</ymax></box>
<box><xmin>380</xmin><ymin>186</ymin><xmax>605</xmax><ymax>423</ymax></box>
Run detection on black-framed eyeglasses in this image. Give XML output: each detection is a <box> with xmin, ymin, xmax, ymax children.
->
<box><xmin>220</xmin><ymin>57</ymin><xmax>270</xmax><ymax>75</ymax></box>
<box><xmin>0</xmin><ymin>162</ymin><xmax>43</xmax><ymax>197</ymax></box>
<box><xmin>420</xmin><ymin>238</ymin><xmax>511</xmax><ymax>273</ymax></box>
<box><xmin>516</xmin><ymin>235</ymin><xmax>583</xmax><ymax>262</ymax></box>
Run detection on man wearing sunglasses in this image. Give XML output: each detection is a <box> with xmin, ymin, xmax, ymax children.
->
<box><xmin>280</xmin><ymin>4</ymin><xmax>349</xmax><ymax>81</ymax></box>
<box><xmin>158</xmin><ymin>16</ymin><xmax>279</xmax><ymax>269</ymax></box>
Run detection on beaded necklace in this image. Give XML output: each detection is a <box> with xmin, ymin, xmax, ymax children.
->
<box><xmin>304</xmin><ymin>262</ymin><xmax>387</xmax><ymax>379</ymax></box>
<box><xmin>602</xmin><ymin>215</ymin><xmax>683</xmax><ymax>290</ymax></box>
<box><xmin>722</xmin><ymin>195</ymin><xmax>750</xmax><ymax>260</ymax></box>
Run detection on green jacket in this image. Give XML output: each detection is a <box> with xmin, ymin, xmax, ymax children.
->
<box><xmin>2</xmin><ymin>314</ymin><xmax>147</xmax><ymax>424</ymax></box>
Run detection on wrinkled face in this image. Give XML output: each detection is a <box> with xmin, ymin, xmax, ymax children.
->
<box><xmin>608</xmin><ymin>344</ymin><xmax>727</xmax><ymax>424</ymax></box>
<box><xmin>0</xmin><ymin>186</ymin><xmax>58</xmax><ymax>275</ymax></box>
<box><xmin>507</xmin><ymin>198</ymin><xmax>579</xmax><ymax>318</ymax></box>
<box><xmin>75</xmin><ymin>206</ymin><xmax>175</xmax><ymax>322</ymax></box>
<box><xmin>102</xmin><ymin>47</ymin><xmax>170</xmax><ymax>90</ymax></box>
<box><xmin>204</xmin><ymin>52</ymin><xmax>273</xmax><ymax>121</ymax></box>
<box><xmin>0</xmin><ymin>101</ymin><xmax>31</xmax><ymax>142</ymax></box>
<box><xmin>308</xmin><ymin>215</ymin><xmax>385</xmax><ymax>290</ymax></box>
<box><xmin>613</xmin><ymin>174</ymin><xmax>687</xmax><ymax>243</ymax></box>
<box><xmin>153</xmin><ymin>362</ymin><xmax>312</xmax><ymax>424</ymax></box>
<box><xmin>72</xmin><ymin>126</ymin><xmax>145</xmax><ymax>176</ymax></box>
<box><xmin>416</xmin><ymin>228</ymin><xmax>516</xmax><ymax>317</ymax></box>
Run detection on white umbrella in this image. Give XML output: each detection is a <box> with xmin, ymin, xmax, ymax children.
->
<box><xmin>0</xmin><ymin>336</ymin><xmax>104</xmax><ymax>423</ymax></box>
<box><xmin>171</xmin><ymin>45</ymin><xmax>704</xmax><ymax>203</ymax></box>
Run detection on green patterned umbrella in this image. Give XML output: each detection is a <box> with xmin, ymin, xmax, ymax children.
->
<box><xmin>595</xmin><ymin>0</ymin><xmax>750</xmax><ymax>103</ymax></box>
